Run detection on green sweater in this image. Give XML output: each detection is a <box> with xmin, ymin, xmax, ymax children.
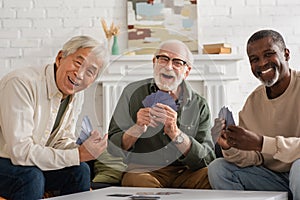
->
<box><xmin>108</xmin><ymin>78</ymin><xmax>215</xmax><ymax>170</ymax></box>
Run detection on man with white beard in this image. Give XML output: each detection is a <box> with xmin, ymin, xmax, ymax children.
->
<box><xmin>108</xmin><ymin>40</ymin><xmax>215</xmax><ymax>188</ymax></box>
<box><xmin>208</xmin><ymin>29</ymin><xmax>300</xmax><ymax>200</ymax></box>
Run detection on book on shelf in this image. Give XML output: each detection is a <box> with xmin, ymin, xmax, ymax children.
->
<box><xmin>202</xmin><ymin>46</ymin><xmax>232</xmax><ymax>54</ymax></box>
<box><xmin>203</xmin><ymin>43</ymin><xmax>231</xmax><ymax>49</ymax></box>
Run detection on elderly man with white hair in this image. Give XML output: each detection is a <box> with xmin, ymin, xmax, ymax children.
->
<box><xmin>108</xmin><ymin>39</ymin><xmax>215</xmax><ymax>189</ymax></box>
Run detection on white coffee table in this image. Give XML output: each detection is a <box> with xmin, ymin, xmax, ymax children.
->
<box><xmin>48</xmin><ymin>186</ymin><xmax>288</xmax><ymax>200</ymax></box>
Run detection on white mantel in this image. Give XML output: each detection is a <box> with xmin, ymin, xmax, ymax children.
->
<box><xmin>93</xmin><ymin>54</ymin><xmax>243</xmax><ymax>132</ymax></box>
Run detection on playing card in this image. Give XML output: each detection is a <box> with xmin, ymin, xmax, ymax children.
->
<box><xmin>218</xmin><ymin>106</ymin><xmax>235</xmax><ymax>129</ymax></box>
<box><xmin>142</xmin><ymin>92</ymin><xmax>156</xmax><ymax>108</ymax></box>
<box><xmin>226</xmin><ymin>108</ymin><xmax>235</xmax><ymax>127</ymax></box>
<box><xmin>155</xmin><ymin>91</ymin><xmax>177</xmax><ymax>111</ymax></box>
<box><xmin>76</xmin><ymin>115</ymin><xmax>93</xmax><ymax>145</ymax></box>
<box><xmin>213</xmin><ymin>106</ymin><xmax>236</xmax><ymax>144</ymax></box>
<box><xmin>218</xmin><ymin>106</ymin><xmax>226</xmax><ymax>119</ymax></box>
<box><xmin>142</xmin><ymin>90</ymin><xmax>177</xmax><ymax>111</ymax></box>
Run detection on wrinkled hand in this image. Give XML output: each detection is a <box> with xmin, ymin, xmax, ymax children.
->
<box><xmin>224</xmin><ymin>125</ymin><xmax>263</xmax><ymax>151</ymax></box>
<box><xmin>137</xmin><ymin>107</ymin><xmax>159</xmax><ymax>128</ymax></box>
<box><xmin>211</xmin><ymin>118</ymin><xmax>226</xmax><ymax>144</ymax></box>
<box><xmin>150</xmin><ymin>103</ymin><xmax>178</xmax><ymax>138</ymax></box>
<box><xmin>79</xmin><ymin>131</ymin><xmax>107</xmax><ymax>162</ymax></box>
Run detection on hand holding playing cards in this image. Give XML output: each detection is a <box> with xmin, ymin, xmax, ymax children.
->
<box><xmin>136</xmin><ymin>107</ymin><xmax>159</xmax><ymax>129</ymax></box>
<box><xmin>211</xmin><ymin>118</ymin><xmax>226</xmax><ymax>144</ymax></box>
<box><xmin>140</xmin><ymin>90</ymin><xmax>178</xmax><ymax>131</ymax></box>
<box><xmin>212</xmin><ymin>106</ymin><xmax>236</xmax><ymax>150</ymax></box>
<box><xmin>223</xmin><ymin>125</ymin><xmax>263</xmax><ymax>151</ymax></box>
<box><xmin>218</xmin><ymin>106</ymin><xmax>235</xmax><ymax>129</ymax></box>
<box><xmin>142</xmin><ymin>90</ymin><xmax>178</xmax><ymax>111</ymax></box>
<box><xmin>136</xmin><ymin>102</ymin><xmax>178</xmax><ymax>137</ymax></box>
<box><xmin>150</xmin><ymin>103</ymin><xmax>178</xmax><ymax>138</ymax></box>
<box><xmin>211</xmin><ymin>118</ymin><xmax>232</xmax><ymax>150</ymax></box>
<box><xmin>76</xmin><ymin>116</ymin><xmax>93</xmax><ymax>145</ymax></box>
<box><xmin>78</xmin><ymin>131</ymin><xmax>108</xmax><ymax>162</ymax></box>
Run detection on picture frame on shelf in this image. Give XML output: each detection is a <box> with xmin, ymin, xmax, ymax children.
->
<box><xmin>127</xmin><ymin>0</ymin><xmax>198</xmax><ymax>55</ymax></box>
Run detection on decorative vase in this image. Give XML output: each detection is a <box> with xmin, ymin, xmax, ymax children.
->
<box><xmin>111</xmin><ymin>35</ymin><xmax>119</xmax><ymax>55</ymax></box>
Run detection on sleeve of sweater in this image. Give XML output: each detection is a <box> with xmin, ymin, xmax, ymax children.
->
<box><xmin>262</xmin><ymin>136</ymin><xmax>300</xmax><ymax>163</ymax></box>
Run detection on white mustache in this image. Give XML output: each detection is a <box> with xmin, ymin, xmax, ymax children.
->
<box><xmin>159</xmin><ymin>68</ymin><xmax>176</xmax><ymax>76</ymax></box>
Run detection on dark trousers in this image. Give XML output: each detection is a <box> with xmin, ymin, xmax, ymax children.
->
<box><xmin>0</xmin><ymin>157</ymin><xmax>90</xmax><ymax>200</ymax></box>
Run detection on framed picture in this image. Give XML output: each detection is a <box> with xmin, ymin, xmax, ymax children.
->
<box><xmin>127</xmin><ymin>0</ymin><xmax>198</xmax><ymax>55</ymax></box>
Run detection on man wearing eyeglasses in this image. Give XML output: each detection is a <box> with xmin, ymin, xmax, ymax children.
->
<box><xmin>108</xmin><ymin>40</ymin><xmax>215</xmax><ymax>188</ymax></box>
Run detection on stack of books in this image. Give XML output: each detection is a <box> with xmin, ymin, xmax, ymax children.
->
<box><xmin>202</xmin><ymin>43</ymin><xmax>232</xmax><ymax>54</ymax></box>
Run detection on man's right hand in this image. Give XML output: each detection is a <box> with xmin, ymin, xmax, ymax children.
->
<box><xmin>121</xmin><ymin>106</ymin><xmax>169</xmax><ymax>150</ymax></box>
<box><xmin>137</xmin><ymin>107</ymin><xmax>158</xmax><ymax>128</ymax></box>
<box><xmin>78</xmin><ymin>131</ymin><xmax>107</xmax><ymax>162</ymax></box>
<box><xmin>121</xmin><ymin>108</ymin><xmax>154</xmax><ymax>151</ymax></box>
<box><xmin>211</xmin><ymin>118</ymin><xmax>226</xmax><ymax>144</ymax></box>
<box><xmin>211</xmin><ymin>118</ymin><xmax>231</xmax><ymax>150</ymax></box>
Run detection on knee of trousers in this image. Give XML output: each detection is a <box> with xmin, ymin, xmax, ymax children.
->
<box><xmin>72</xmin><ymin>162</ymin><xmax>91</xmax><ymax>181</ymax></box>
<box><xmin>17</xmin><ymin>167</ymin><xmax>45</xmax><ymax>193</ymax></box>
<box><xmin>289</xmin><ymin>159</ymin><xmax>300</xmax><ymax>185</ymax></box>
<box><xmin>3</xmin><ymin>167</ymin><xmax>45</xmax><ymax>200</ymax></box>
<box><xmin>290</xmin><ymin>158</ymin><xmax>300</xmax><ymax>172</ymax></box>
<box><xmin>121</xmin><ymin>172</ymin><xmax>161</xmax><ymax>187</ymax></box>
<box><xmin>208</xmin><ymin>158</ymin><xmax>229</xmax><ymax>178</ymax></box>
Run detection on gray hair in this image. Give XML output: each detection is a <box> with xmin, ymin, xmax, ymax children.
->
<box><xmin>154</xmin><ymin>39</ymin><xmax>194</xmax><ymax>67</ymax></box>
<box><xmin>61</xmin><ymin>35</ymin><xmax>109</xmax><ymax>78</ymax></box>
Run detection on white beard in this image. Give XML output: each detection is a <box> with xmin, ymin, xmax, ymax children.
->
<box><xmin>259</xmin><ymin>67</ymin><xmax>279</xmax><ymax>87</ymax></box>
<box><xmin>154</xmin><ymin>67</ymin><xmax>184</xmax><ymax>91</ymax></box>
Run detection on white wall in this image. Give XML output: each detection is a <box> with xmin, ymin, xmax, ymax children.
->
<box><xmin>199</xmin><ymin>0</ymin><xmax>300</xmax><ymax>117</ymax></box>
<box><xmin>1</xmin><ymin>0</ymin><xmax>300</xmax><ymax>123</ymax></box>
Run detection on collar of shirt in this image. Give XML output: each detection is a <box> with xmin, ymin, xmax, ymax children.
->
<box><xmin>45</xmin><ymin>64</ymin><xmax>64</xmax><ymax>100</ymax></box>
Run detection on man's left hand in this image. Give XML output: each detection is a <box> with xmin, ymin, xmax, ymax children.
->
<box><xmin>79</xmin><ymin>131</ymin><xmax>108</xmax><ymax>162</ymax></box>
<box><xmin>224</xmin><ymin>125</ymin><xmax>263</xmax><ymax>151</ymax></box>
<box><xmin>150</xmin><ymin>103</ymin><xmax>178</xmax><ymax>138</ymax></box>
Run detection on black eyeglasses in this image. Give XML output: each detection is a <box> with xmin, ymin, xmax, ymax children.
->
<box><xmin>155</xmin><ymin>55</ymin><xmax>187</xmax><ymax>69</ymax></box>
